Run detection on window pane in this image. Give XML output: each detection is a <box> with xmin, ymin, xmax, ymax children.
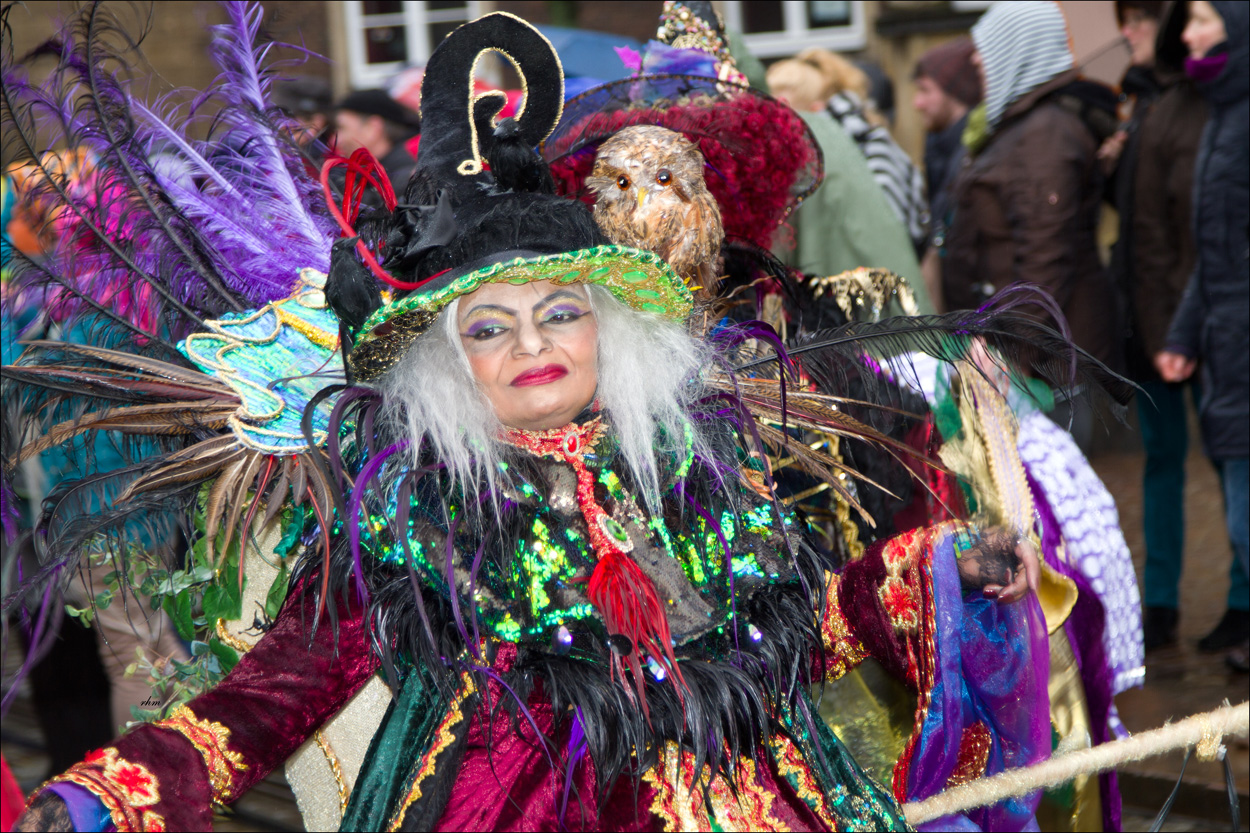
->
<box><xmin>807</xmin><ymin>1</ymin><xmax>851</xmax><ymax>27</ymax></box>
<box><xmin>428</xmin><ymin>20</ymin><xmax>460</xmax><ymax>48</ymax></box>
<box><xmin>426</xmin><ymin>1</ymin><xmax>466</xmax><ymax>10</ymax></box>
<box><xmin>365</xmin><ymin>25</ymin><xmax>408</xmax><ymax>64</ymax></box>
<box><xmin>742</xmin><ymin>1</ymin><xmax>785</xmax><ymax>33</ymax></box>
<box><xmin>362</xmin><ymin>0</ymin><xmax>403</xmax><ymax>15</ymax></box>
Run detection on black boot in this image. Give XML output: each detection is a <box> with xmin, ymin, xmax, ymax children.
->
<box><xmin>1198</xmin><ymin>609</ymin><xmax>1250</xmax><ymax>652</ymax></box>
<box><xmin>1143</xmin><ymin>606</ymin><xmax>1179</xmax><ymax>652</ymax></box>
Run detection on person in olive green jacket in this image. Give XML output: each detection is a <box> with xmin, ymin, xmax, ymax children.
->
<box><xmin>765</xmin><ymin>57</ymin><xmax>931</xmax><ymax>315</ymax></box>
<box><xmin>781</xmin><ymin>110</ymin><xmax>933</xmax><ymax>315</ymax></box>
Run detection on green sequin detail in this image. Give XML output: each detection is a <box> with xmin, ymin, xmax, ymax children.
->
<box><xmin>358</xmin><ymin>428</ymin><xmax>800</xmax><ymax>645</ymax></box>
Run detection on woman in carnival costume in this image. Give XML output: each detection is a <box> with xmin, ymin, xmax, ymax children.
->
<box><xmin>3</xmin><ymin>5</ymin><xmax>1130</xmax><ymax>831</ymax></box>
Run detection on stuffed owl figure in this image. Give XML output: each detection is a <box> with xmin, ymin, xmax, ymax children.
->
<box><xmin>587</xmin><ymin>125</ymin><xmax>724</xmax><ymax>298</ymax></box>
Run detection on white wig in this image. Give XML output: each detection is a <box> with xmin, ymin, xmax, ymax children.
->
<box><xmin>377</xmin><ymin>284</ymin><xmax>716</xmax><ymax>510</ymax></box>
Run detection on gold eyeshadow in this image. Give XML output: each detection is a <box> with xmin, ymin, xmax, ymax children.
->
<box><xmin>461</xmin><ymin>290</ymin><xmax>591</xmax><ymax>338</ymax></box>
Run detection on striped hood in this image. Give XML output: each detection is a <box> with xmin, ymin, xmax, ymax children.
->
<box><xmin>972</xmin><ymin>1</ymin><xmax>1074</xmax><ymax>129</ymax></box>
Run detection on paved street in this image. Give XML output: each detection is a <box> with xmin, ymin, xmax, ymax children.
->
<box><xmin>1088</xmin><ymin>412</ymin><xmax>1249</xmax><ymax>831</ymax></box>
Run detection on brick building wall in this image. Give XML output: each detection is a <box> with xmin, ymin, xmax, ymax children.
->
<box><xmin>4</xmin><ymin>2</ymin><xmax>1032</xmax><ymax>167</ymax></box>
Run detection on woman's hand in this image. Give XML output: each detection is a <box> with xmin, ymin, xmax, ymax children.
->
<box><xmin>1154</xmin><ymin>350</ymin><xmax>1196</xmax><ymax>382</ymax></box>
<box><xmin>985</xmin><ymin>536</ymin><xmax>1041</xmax><ymax>604</ymax></box>
<box><xmin>957</xmin><ymin>527</ymin><xmax>1040</xmax><ymax>603</ymax></box>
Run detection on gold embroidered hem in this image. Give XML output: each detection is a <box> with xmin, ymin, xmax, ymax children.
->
<box><xmin>821</xmin><ymin>572</ymin><xmax>867</xmax><ymax>681</ymax></box>
<box><xmin>891</xmin><ymin>523</ymin><xmax>950</xmax><ymax>800</ymax></box>
<box><xmin>388</xmin><ymin>672</ymin><xmax>477</xmax><ymax>832</ymax></box>
<box><xmin>154</xmin><ymin>705</ymin><xmax>248</xmax><ymax>803</ymax></box>
<box><xmin>314</xmin><ymin>729</ymin><xmax>351</xmax><ymax>814</ymax></box>
<box><xmin>643</xmin><ymin>741</ymin><xmax>790</xmax><ymax>832</ymax></box>
<box><xmin>51</xmin><ymin>747</ymin><xmax>166</xmax><ymax>832</ymax></box>
<box><xmin>771</xmin><ymin>736</ymin><xmax>840</xmax><ymax>829</ymax></box>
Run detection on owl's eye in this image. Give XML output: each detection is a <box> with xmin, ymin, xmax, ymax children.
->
<box><xmin>656</xmin><ymin>169</ymin><xmax>673</xmax><ymax>187</ymax></box>
<box><xmin>616</xmin><ymin>175</ymin><xmax>631</xmax><ymax>190</ymax></box>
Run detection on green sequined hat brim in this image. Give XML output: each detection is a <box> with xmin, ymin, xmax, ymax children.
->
<box><xmin>349</xmin><ymin>245</ymin><xmax>692</xmax><ymax>381</ymax></box>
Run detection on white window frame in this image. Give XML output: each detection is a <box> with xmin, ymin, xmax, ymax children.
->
<box><xmin>722</xmin><ymin>1</ymin><xmax>867</xmax><ymax>58</ymax></box>
<box><xmin>342</xmin><ymin>1</ymin><xmax>483</xmax><ymax>89</ymax></box>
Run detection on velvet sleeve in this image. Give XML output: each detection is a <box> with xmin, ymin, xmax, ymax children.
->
<box><xmin>820</xmin><ymin>520</ymin><xmax>1052</xmax><ymax>820</ymax></box>
<box><xmin>29</xmin><ymin>583</ymin><xmax>380</xmax><ymax>832</ymax></box>
<box><xmin>820</xmin><ymin>524</ymin><xmax>943</xmax><ymax>689</ymax></box>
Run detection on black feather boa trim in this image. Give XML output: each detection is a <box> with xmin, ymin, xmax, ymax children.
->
<box><xmin>291</xmin><ymin>510</ymin><xmax>836</xmax><ymax>800</ymax></box>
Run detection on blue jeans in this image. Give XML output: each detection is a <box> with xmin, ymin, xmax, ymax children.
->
<box><xmin>1219</xmin><ymin>457</ymin><xmax>1250</xmax><ymax>612</ymax></box>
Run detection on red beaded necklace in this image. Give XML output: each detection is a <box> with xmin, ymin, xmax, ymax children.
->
<box><xmin>503</xmin><ymin>417</ymin><xmax>686</xmax><ymax>719</ymax></box>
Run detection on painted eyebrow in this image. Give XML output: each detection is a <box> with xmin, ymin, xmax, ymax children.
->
<box><xmin>538</xmin><ymin>290</ymin><xmax>589</xmax><ymax>305</ymax></box>
<box><xmin>460</xmin><ymin>303</ymin><xmax>517</xmax><ymax>320</ymax></box>
<box><xmin>463</xmin><ymin>290</ymin><xmax>589</xmax><ymax>319</ymax></box>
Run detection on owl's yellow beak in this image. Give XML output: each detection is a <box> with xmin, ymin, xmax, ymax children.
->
<box><xmin>636</xmin><ymin>186</ymin><xmax>648</xmax><ymax>208</ymax></box>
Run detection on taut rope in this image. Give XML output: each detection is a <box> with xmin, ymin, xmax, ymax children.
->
<box><xmin>902</xmin><ymin>701</ymin><xmax>1249</xmax><ymax>825</ymax></box>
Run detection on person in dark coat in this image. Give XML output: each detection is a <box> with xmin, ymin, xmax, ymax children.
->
<box><xmin>272</xmin><ymin>76</ymin><xmax>334</xmax><ymax>149</ymax></box>
<box><xmin>942</xmin><ymin>2</ymin><xmax>1122</xmax><ymax>375</ymax></box>
<box><xmin>333</xmin><ymin>88</ymin><xmax>421</xmax><ymax>189</ymax></box>
<box><xmin>913</xmin><ymin>38</ymin><xmax>981</xmax><ymax>313</ymax></box>
<box><xmin>1155</xmin><ymin>0</ymin><xmax>1250</xmax><ymax>666</ymax></box>
<box><xmin>1104</xmin><ymin>1</ymin><xmax>1209</xmax><ymax>652</ymax></box>
<box><xmin>913</xmin><ymin>38</ymin><xmax>981</xmax><ymax>250</ymax></box>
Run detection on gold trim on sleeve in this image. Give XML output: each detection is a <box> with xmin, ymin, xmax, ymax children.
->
<box><xmin>154</xmin><ymin>705</ymin><xmax>249</xmax><ymax>803</ymax></box>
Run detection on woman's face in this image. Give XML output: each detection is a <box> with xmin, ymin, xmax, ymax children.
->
<box><xmin>1120</xmin><ymin>8</ymin><xmax>1160</xmax><ymax>67</ymax></box>
<box><xmin>457</xmin><ymin>280</ymin><xmax>598</xmax><ymax>431</ymax></box>
<box><xmin>1183</xmin><ymin>1</ymin><xmax>1227</xmax><ymax>59</ymax></box>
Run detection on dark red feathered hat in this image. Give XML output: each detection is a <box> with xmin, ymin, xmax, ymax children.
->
<box><xmin>540</xmin><ymin>1</ymin><xmax>823</xmax><ymax>252</ymax></box>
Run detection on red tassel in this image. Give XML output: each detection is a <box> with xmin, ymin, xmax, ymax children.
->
<box><xmin>586</xmin><ymin>549</ymin><xmax>686</xmax><ymax>722</ymax></box>
<box><xmin>503</xmin><ymin>420</ymin><xmax>687</xmax><ymax>721</ymax></box>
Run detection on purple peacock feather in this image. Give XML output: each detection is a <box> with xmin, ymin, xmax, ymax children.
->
<box><xmin>132</xmin><ymin>1</ymin><xmax>336</xmax><ymax>304</ymax></box>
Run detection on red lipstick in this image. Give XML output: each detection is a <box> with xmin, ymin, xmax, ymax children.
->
<box><xmin>510</xmin><ymin>364</ymin><xmax>568</xmax><ymax>387</ymax></box>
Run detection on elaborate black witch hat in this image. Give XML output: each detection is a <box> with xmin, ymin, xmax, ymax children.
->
<box><xmin>325</xmin><ymin>12</ymin><xmax>692</xmax><ymax>382</ymax></box>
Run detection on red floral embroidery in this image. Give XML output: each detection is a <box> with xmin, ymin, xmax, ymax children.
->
<box><xmin>947</xmin><ymin>721</ymin><xmax>993</xmax><ymax>787</ymax></box>
<box><xmin>110</xmin><ymin>761</ymin><xmax>157</xmax><ymax>801</ymax></box>
<box><xmin>881</xmin><ymin>530</ymin><xmax>920</xmax><ymax>572</ymax></box>
<box><xmin>879</xmin><ymin>576</ymin><xmax>919</xmax><ymax>633</ymax></box>
<box><xmin>50</xmin><ymin>747</ymin><xmax>165</xmax><ymax>832</ymax></box>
